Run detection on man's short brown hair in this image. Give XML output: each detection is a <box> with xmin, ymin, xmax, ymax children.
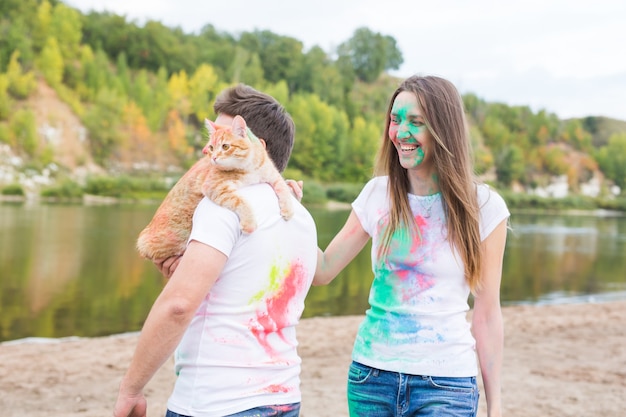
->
<box><xmin>213</xmin><ymin>84</ymin><xmax>295</xmax><ymax>172</ymax></box>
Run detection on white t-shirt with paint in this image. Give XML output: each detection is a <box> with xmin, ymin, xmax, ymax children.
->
<box><xmin>351</xmin><ymin>176</ymin><xmax>510</xmax><ymax>377</ymax></box>
<box><xmin>167</xmin><ymin>183</ymin><xmax>318</xmax><ymax>417</ymax></box>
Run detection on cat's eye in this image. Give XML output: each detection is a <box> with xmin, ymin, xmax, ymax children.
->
<box><xmin>222</xmin><ymin>144</ymin><xmax>230</xmax><ymax>150</ymax></box>
<box><xmin>208</xmin><ymin>145</ymin><xmax>214</xmax><ymax>152</ymax></box>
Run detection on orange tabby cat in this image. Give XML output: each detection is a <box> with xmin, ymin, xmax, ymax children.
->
<box><xmin>136</xmin><ymin>115</ymin><xmax>294</xmax><ymax>260</ymax></box>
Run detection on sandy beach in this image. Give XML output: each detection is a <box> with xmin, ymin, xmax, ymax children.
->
<box><xmin>1</xmin><ymin>301</ymin><xmax>624</xmax><ymax>416</ymax></box>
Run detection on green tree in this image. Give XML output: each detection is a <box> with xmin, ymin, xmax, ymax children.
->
<box><xmin>37</xmin><ymin>37</ymin><xmax>64</xmax><ymax>88</ymax></box>
<box><xmin>342</xmin><ymin>116</ymin><xmax>380</xmax><ymax>181</ymax></box>
<box><xmin>0</xmin><ymin>73</ymin><xmax>11</xmax><ymax>121</ymax></box>
<box><xmin>83</xmin><ymin>88</ymin><xmax>126</xmax><ymax>164</ymax></box>
<box><xmin>297</xmin><ymin>46</ymin><xmax>344</xmax><ymax>106</ymax></box>
<box><xmin>189</xmin><ymin>64</ymin><xmax>220</xmax><ymax>123</ymax></box>
<box><xmin>288</xmin><ymin>93</ymin><xmax>349</xmax><ymax>181</ymax></box>
<box><xmin>263</xmin><ymin>80</ymin><xmax>290</xmax><ymax>110</ymax></box>
<box><xmin>0</xmin><ymin>18</ymin><xmax>34</xmax><ymax>72</ymax></box>
<box><xmin>481</xmin><ymin>115</ymin><xmax>511</xmax><ymax>153</ymax></box>
<box><xmin>238</xmin><ymin>30</ymin><xmax>304</xmax><ymax>90</ymax></box>
<box><xmin>540</xmin><ymin>145</ymin><xmax>569</xmax><ymax>176</ymax></box>
<box><xmin>240</xmin><ymin>53</ymin><xmax>265</xmax><ymax>87</ymax></box>
<box><xmin>326</xmin><ymin>109</ymin><xmax>351</xmax><ymax>180</ymax></box>
<box><xmin>135</xmin><ymin>21</ymin><xmax>194</xmax><ymax>74</ymax></box>
<box><xmin>560</xmin><ymin>119</ymin><xmax>593</xmax><ymax>153</ymax></box>
<box><xmin>595</xmin><ymin>133</ymin><xmax>626</xmax><ymax>190</ymax></box>
<box><xmin>527</xmin><ymin>109</ymin><xmax>559</xmax><ymax>146</ymax></box>
<box><xmin>287</xmin><ymin>94</ymin><xmax>325</xmax><ymax>177</ymax></box>
<box><xmin>32</xmin><ymin>0</ymin><xmax>52</xmax><ymax>52</ymax></box>
<box><xmin>115</xmin><ymin>52</ymin><xmax>132</xmax><ymax>96</ymax></box>
<box><xmin>129</xmin><ymin>69</ymin><xmax>156</xmax><ymax>129</ymax></box>
<box><xmin>6</xmin><ymin>50</ymin><xmax>36</xmax><ymax>99</ymax></box>
<box><xmin>193</xmin><ymin>24</ymin><xmax>237</xmax><ymax>77</ymax></box>
<box><xmin>337</xmin><ymin>27</ymin><xmax>403</xmax><ymax>83</ymax></box>
<box><xmin>10</xmin><ymin>109</ymin><xmax>38</xmax><ymax>156</ymax></box>
<box><xmin>81</xmin><ymin>12</ymin><xmax>138</xmax><ymax>68</ymax></box>
<box><xmin>230</xmin><ymin>47</ymin><xmax>264</xmax><ymax>87</ymax></box>
<box><xmin>495</xmin><ymin>144</ymin><xmax>525</xmax><ymax>186</ymax></box>
<box><xmin>463</xmin><ymin>93</ymin><xmax>488</xmax><ymax>125</ymax></box>
<box><xmin>469</xmin><ymin>125</ymin><xmax>494</xmax><ymax>176</ymax></box>
<box><xmin>168</xmin><ymin>70</ymin><xmax>190</xmax><ymax>120</ymax></box>
<box><xmin>147</xmin><ymin>67</ymin><xmax>171</xmax><ymax>132</ymax></box>
<box><xmin>82</xmin><ymin>48</ymin><xmax>125</xmax><ymax>101</ymax></box>
<box><xmin>0</xmin><ymin>0</ymin><xmax>42</xmax><ymax>22</ymax></box>
<box><xmin>49</xmin><ymin>3</ymin><xmax>83</xmax><ymax>61</ymax></box>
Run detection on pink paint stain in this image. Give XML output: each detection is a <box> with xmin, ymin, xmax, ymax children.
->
<box><xmin>402</xmin><ymin>214</ymin><xmax>436</xmax><ymax>301</ymax></box>
<box><xmin>382</xmin><ymin>214</ymin><xmax>435</xmax><ymax>302</ymax></box>
<box><xmin>264</xmin><ymin>384</ymin><xmax>294</xmax><ymax>394</ymax></box>
<box><xmin>249</xmin><ymin>261</ymin><xmax>308</xmax><ymax>356</ymax></box>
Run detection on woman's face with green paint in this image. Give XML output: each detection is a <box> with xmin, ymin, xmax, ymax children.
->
<box><xmin>388</xmin><ymin>91</ymin><xmax>434</xmax><ymax>171</ymax></box>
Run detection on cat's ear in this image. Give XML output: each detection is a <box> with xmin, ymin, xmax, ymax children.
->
<box><xmin>231</xmin><ymin>115</ymin><xmax>248</xmax><ymax>138</ymax></box>
<box><xmin>205</xmin><ymin>119</ymin><xmax>217</xmax><ymax>135</ymax></box>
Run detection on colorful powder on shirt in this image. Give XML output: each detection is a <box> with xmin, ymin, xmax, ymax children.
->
<box><xmin>248</xmin><ymin>259</ymin><xmax>308</xmax><ymax>356</ymax></box>
<box><xmin>263</xmin><ymin>384</ymin><xmax>294</xmax><ymax>394</ymax></box>
<box><xmin>354</xmin><ymin>210</ymin><xmax>442</xmax><ymax>358</ymax></box>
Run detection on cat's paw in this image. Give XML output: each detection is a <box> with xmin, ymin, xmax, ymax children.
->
<box><xmin>280</xmin><ymin>207</ymin><xmax>294</xmax><ymax>221</ymax></box>
<box><xmin>240</xmin><ymin>219</ymin><xmax>257</xmax><ymax>234</ymax></box>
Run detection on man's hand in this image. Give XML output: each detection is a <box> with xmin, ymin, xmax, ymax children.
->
<box><xmin>286</xmin><ymin>179</ymin><xmax>304</xmax><ymax>202</ymax></box>
<box><xmin>153</xmin><ymin>255</ymin><xmax>183</xmax><ymax>279</ymax></box>
<box><xmin>113</xmin><ymin>391</ymin><xmax>147</xmax><ymax>417</ymax></box>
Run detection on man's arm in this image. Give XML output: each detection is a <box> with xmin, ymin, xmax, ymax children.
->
<box><xmin>472</xmin><ymin>219</ymin><xmax>508</xmax><ymax>417</ymax></box>
<box><xmin>114</xmin><ymin>241</ymin><xmax>227</xmax><ymax>417</ymax></box>
<box><xmin>153</xmin><ymin>255</ymin><xmax>183</xmax><ymax>279</ymax></box>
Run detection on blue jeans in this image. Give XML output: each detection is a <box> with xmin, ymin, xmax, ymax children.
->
<box><xmin>347</xmin><ymin>361</ymin><xmax>478</xmax><ymax>417</ymax></box>
<box><xmin>166</xmin><ymin>403</ymin><xmax>300</xmax><ymax>417</ymax></box>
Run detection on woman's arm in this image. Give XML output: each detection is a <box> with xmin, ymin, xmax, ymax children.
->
<box><xmin>472</xmin><ymin>219</ymin><xmax>508</xmax><ymax>417</ymax></box>
<box><xmin>313</xmin><ymin>210</ymin><xmax>370</xmax><ymax>286</ymax></box>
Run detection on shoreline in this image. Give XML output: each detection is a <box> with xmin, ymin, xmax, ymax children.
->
<box><xmin>3</xmin><ymin>292</ymin><xmax>625</xmax><ymax>346</ymax></box>
<box><xmin>2</xmin><ymin>194</ymin><xmax>625</xmax><ymax>217</ymax></box>
<box><xmin>1</xmin><ymin>300</ymin><xmax>624</xmax><ymax>416</ymax></box>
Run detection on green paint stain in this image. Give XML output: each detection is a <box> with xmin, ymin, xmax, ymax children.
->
<box><xmin>246</xmin><ymin>127</ymin><xmax>261</xmax><ymax>143</ymax></box>
<box><xmin>250</xmin><ymin>262</ymin><xmax>285</xmax><ymax>302</ymax></box>
<box><xmin>391</xmin><ymin>103</ymin><xmax>425</xmax><ymax>138</ymax></box>
<box><xmin>416</xmin><ymin>146</ymin><xmax>425</xmax><ymax>163</ymax></box>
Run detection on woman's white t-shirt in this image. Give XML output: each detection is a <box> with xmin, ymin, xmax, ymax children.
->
<box><xmin>167</xmin><ymin>183</ymin><xmax>318</xmax><ymax>417</ymax></box>
<box><xmin>351</xmin><ymin>176</ymin><xmax>510</xmax><ymax>377</ymax></box>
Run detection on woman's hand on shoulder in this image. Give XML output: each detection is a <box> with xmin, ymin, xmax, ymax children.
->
<box><xmin>285</xmin><ymin>179</ymin><xmax>304</xmax><ymax>202</ymax></box>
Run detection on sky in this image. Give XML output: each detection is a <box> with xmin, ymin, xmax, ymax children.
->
<box><xmin>65</xmin><ymin>0</ymin><xmax>626</xmax><ymax>121</ymax></box>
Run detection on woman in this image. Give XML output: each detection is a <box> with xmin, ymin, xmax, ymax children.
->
<box><xmin>314</xmin><ymin>75</ymin><xmax>509</xmax><ymax>416</ymax></box>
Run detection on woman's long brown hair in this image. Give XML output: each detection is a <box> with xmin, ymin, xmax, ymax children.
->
<box><xmin>374</xmin><ymin>75</ymin><xmax>483</xmax><ymax>291</ymax></box>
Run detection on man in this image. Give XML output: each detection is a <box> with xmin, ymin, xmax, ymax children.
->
<box><xmin>114</xmin><ymin>84</ymin><xmax>317</xmax><ymax>417</ymax></box>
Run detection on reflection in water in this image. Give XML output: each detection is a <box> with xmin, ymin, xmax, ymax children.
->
<box><xmin>513</xmin><ymin>225</ymin><xmax>598</xmax><ymax>234</ymax></box>
<box><xmin>26</xmin><ymin>206</ymin><xmax>85</xmax><ymax>313</ymax></box>
<box><xmin>503</xmin><ymin>214</ymin><xmax>625</xmax><ymax>305</ymax></box>
<box><xmin>0</xmin><ymin>203</ymin><xmax>166</xmax><ymax>342</ymax></box>
<box><xmin>0</xmin><ymin>203</ymin><xmax>625</xmax><ymax>342</ymax></box>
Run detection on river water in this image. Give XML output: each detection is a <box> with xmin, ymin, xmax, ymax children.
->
<box><xmin>1</xmin><ymin>202</ymin><xmax>624</xmax><ymax>342</ymax></box>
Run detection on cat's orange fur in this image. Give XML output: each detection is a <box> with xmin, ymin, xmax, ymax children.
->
<box><xmin>136</xmin><ymin>115</ymin><xmax>293</xmax><ymax>260</ymax></box>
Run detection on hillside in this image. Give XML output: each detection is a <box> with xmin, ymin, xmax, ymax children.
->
<box><xmin>2</xmin><ymin>76</ymin><xmax>625</xmax><ymax>201</ymax></box>
<box><xmin>1</xmin><ymin>0</ymin><xmax>625</xmax><ymax>199</ymax></box>
<box><xmin>26</xmin><ymin>80</ymin><xmax>99</xmax><ymax>174</ymax></box>
<box><xmin>580</xmin><ymin>116</ymin><xmax>626</xmax><ymax>147</ymax></box>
